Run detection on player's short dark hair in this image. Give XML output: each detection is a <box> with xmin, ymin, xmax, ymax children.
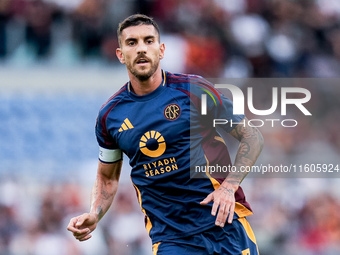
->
<box><xmin>117</xmin><ymin>14</ymin><xmax>160</xmax><ymax>46</ymax></box>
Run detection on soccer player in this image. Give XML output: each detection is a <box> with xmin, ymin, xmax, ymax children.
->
<box><xmin>67</xmin><ymin>14</ymin><xmax>264</xmax><ymax>254</ymax></box>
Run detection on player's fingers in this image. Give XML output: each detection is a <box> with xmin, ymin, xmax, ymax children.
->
<box><xmin>227</xmin><ymin>202</ymin><xmax>235</xmax><ymax>224</ymax></box>
<box><xmin>200</xmin><ymin>193</ymin><xmax>213</xmax><ymax>205</ymax></box>
<box><xmin>73</xmin><ymin>227</ymin><xmax>90</xmax><ymax>236</ymax></box>
<box><xmin>78</xmin><ymin>234</ymin><xmax>92</xmax><ymax>242</ymax></box>
<box><xmin>67</xmin><ymin>217</ymin><xmax>80</xmax><ymax>232</ymax></box>
<box><xmin>74</xmin><ymin>228</ymin><xmax>91</xmax><ymax>240</ymax></box>
<box><xmin>75</xmin><ymin>214</ymin><xmax>88</xmax><ymax>227</ymax></box>
<box><xmin>211</xmin><ymin>198</ymin><xmax>221</xmax><ymax>217</ymax></box>
<box><xmin>215</xmin><ymin>202</ymin><xmax>228</xmax><ymax>227</ymax></box>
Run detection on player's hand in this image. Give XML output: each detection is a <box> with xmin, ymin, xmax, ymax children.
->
<box><xmin>200</xmin><ymin>183</ymin><xmax>238</xmax><ymax>227</ymax></box>
<box><xmin>67</xmin><ymin>213</ymin><xmax>98</xmax><ymax>241</ymax></box>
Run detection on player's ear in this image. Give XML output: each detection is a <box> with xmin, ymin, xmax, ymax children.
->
<box><xmin>159</xmin><ymin>43</ymin><xmax>165</xmax><ymax>60</ymax></box>
<box><xmin>116</xmin><ymin>48</ymin><xmax>125</xmax><ymax>64</ymax></box>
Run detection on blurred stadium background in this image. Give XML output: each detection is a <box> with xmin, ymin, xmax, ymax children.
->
<box><xmin>0</xmin><ymin>0</ymin><xmax>340</xmax><ymax>254</ymax></box>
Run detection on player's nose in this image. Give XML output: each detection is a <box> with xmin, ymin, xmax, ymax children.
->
<box><xmin>137</xmin><ymin>42</ymin><xmax>147</xmax><ymax>54</ymax></box>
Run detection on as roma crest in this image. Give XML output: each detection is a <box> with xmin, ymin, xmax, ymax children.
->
<box><xmin>164</xmin><ymin>104</ymin><xmax>181</xmax><ymax>121</ymax></box>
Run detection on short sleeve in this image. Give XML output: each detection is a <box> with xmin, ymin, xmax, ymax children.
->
<box><xmin>211</xmin><ymin>93</ymin><xmax>245</xmax><ymax>133</ymax></box>
<box><xmin>95</xmin><ymin>111</ymin><xmax>122</xmax><ymax>163</ymax></box>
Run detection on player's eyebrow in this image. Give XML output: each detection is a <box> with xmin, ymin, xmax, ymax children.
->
<box><xmin>144</xmin><ymin>35</ymin><xmax>156</xmax><ymax>41</ymax></box>
<box><xmin>124</xmin><ymin>35</ymin><xmax>156</xmax><ymax>44</ymax></box>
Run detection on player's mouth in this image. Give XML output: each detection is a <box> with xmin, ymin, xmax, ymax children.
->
<box><xmin>136</xmin><ymin>57</ymin><xmax>150</xmax><ymax>66</ymax></box>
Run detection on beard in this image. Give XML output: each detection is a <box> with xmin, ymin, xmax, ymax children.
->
<box><xmin>126</xmin><ymin>55</ymin><xmax>160</xmax><ymax>81</ymax></box>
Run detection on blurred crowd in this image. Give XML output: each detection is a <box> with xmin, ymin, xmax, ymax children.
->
<box><xmin>0</xmin><ymin>0</ymin><xmax>340</xmax><ymax>77</ymax></box>
<box><xmin>0</xmin><ymin>0</ymin><xmax>340</xmax><ymax>255</ymax></box>
<box><xmin>0</xmin><ymin>175</ymin><xmax>152</xmax><ymax>255</ymax></box>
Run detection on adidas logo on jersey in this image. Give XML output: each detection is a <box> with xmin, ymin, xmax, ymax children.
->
<box><xmin>119</xmin><ymin>118</ymin><xmax>134</xmax><ymax>132</ymax></box>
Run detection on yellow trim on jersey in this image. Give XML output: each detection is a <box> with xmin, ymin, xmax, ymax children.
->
<box><xmin>242</xmin><ymin>248</ymin><xmax>250</xmax><ymax>255</ymax></box>
<box><xmin>238</xmin><ymin>218</ymin><xmax>260</xmax><ymax>254</ymax></box>
<box><xmin>162</xmin><ymin>70</ymin><xmax>166</xmax><ymax>86</ymax></box>
<box><xmin>204</xmin><ymin>155</ymin><xmax>220</xmax><ymax>190</ymax></box>
<box><xmin>152</xmin><ymin>242</ymin><xmax>161</xmax><ymax>255</ymax></box>
<box><xmin>235</xmin><ymin>202</ymin><xmax>253</xmax><ymax>217</ymax></box>
<box><xmin>238</xmin><ymin>217</ymin><xmax>257</xmax><ymax>247</ymax></box>
<box><xmin>131</xmin><ymin>180</ymin><xmax>153</xmax><ymax>235</ymax></box>
<box><xmin>214</xmin><ymin>135</ymin><xmax>226</xmax><ymax>144</ymax></box>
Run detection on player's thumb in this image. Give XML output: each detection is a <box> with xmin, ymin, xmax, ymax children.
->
<box><xmin>75</xmin><ymin>214</ymin><xmax>87</xmax><ymax>227</ymax></box>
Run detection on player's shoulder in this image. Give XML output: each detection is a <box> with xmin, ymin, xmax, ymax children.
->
<box><xmin>166</xmin><ymin>71</ymin><xmax>210</xmax><ymax>85</ymax></box>
<box><xmin>165</xmin><ymin>71</ymin><xmax>216</xmax><ymax>96</ymax></box>
<box><xmin>98</xmin><ymin>83</ymin><xmax>129</xmax><ymax>115</ymax></box>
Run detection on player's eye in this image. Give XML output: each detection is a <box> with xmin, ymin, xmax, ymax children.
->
<box><xmin>127</xmin><ymin>41</ymin><xmax>136</xmax><ymax>46</ymax></box>
<box><xmin>146</xmin><ymin>39</ymin><xmax>154</xmax><ymax>44</ymax></box>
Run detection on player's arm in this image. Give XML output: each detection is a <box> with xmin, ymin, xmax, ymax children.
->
<box><xmin>201</xmin><ymin>117</ymin><xmax>264</xmax><ymax>226</ymax></box>
<box><xmin>90</xmin><ymin>159</ymin><xmax>122</xmax><ymax>222</ymax></box>
<box><xmin>67</xmin><ymin>159</ymin><xmax>122</xmax><ymax>241</ymax></box>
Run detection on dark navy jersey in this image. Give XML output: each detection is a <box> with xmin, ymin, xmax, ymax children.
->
<box><xmin>95</xmin><ymin>70</ymin><xmax>253</xmax><ymax>244</ymax></box>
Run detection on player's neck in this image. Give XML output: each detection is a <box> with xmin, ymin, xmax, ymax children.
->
<box><xmin>128</xmin><ymin>68</ymin><xmax>163</xmax><ymax>96</ymax></box>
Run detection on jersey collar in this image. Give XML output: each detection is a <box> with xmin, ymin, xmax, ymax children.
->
<box><xmin>128</xmin><ymin>70</ymin><xmax>167</xmax><ymax>101</ymax></box>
